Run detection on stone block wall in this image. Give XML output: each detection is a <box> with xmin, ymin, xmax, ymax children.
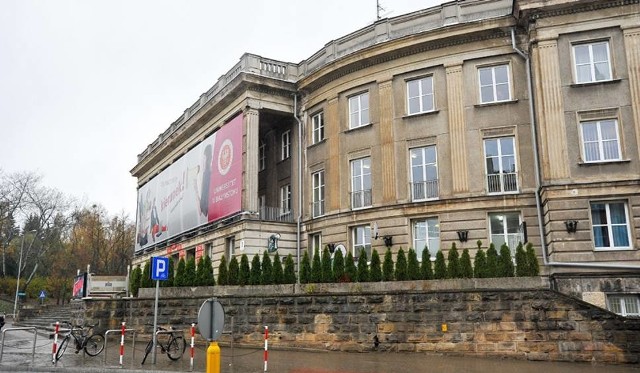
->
<box><xmin>82</xmin><ymin>278</ymin><xmax>640</xmax><ymax>364</ymax></box>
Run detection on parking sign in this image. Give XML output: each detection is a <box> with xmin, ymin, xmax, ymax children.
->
<box><xmin>151</xmin><ymin>257</ymin><xmax>169</xmax><ymax>281</ymax></box>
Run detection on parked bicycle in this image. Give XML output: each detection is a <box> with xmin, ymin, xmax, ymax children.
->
<box><xmin>55</xmin><ymin>321</ymin><xmax>104</xmax><ymax>361</ymax></box>
<box><xmin>141</xmin><ymin>324</ymin><xmax>186</xmax><ymax>364</ymax></box>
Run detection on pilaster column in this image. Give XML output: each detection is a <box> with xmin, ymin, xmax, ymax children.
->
<box><xmin>244</xmin><ymin>107</ymin><xmax>259</xmax><ymax>213</ymax></box>
<box><xmin>326</xmin><ymin>97</ymin><xmax>341</xmax><ymax>212</ymax></box>
<box><xmin>445</xmin><ymin>64</ymin><xmax>469</xmax><ymax>193</ymax></box>
<box><xmin>533</xmin><ymin>38</ymin><xmax>569</xmax><ymax>180</ymax></box>
<box><xmin>378</xmin><ymin>80</ymin><xmax>396</xmax><ymax>203</ymax></box>
<box><xmin>623</xmin><ymin>27</ymin><xmax>640</xmax><ymax>161</ymax></box>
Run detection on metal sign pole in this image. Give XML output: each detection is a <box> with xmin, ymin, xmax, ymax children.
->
<box><xmin>152</xmin><ymin>279</ymin><xmax>159</xmax><ymax>364</ymax></box>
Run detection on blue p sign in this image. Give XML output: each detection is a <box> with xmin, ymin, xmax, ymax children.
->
<box><xmin>151</xmin><ymin>257</ymin><xmax>169</xmax><ymax>281</ymax></box>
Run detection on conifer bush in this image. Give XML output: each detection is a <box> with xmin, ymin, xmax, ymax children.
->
<box><xmin>261</xmin><ymin>252</ymin><xmax>273</xmax><ymax>285</ymax></box>
<box><xmin>357</xmin><ymin>248</ymin><xmax>369</xmax><ymax>282</ymax></box>
<box><xmin>272</xmin><ymin>254</ymin><xmax>284</xmax><ymax>285</ymax></box>
<box><xmin>196</xmin><ymin>255</ymin><xmax>215</xmax><ymax>286</ymax></box>
<box><xmin>311</xmin><ymin>249</ymin><xmax>322</xmax><ymax>283</ymax></box>
<box><xmin>460</xmin><ymin>249</ymin><xmax>473</xmax><ymax>279</ymax></box>
<box><xmin>486</xmin><ymin>243</ymin><xmax>499</xmax><ymax>278</ymax></box>
<box><xmin>321</xmin><ymin>247</ymin><xmax>333</xmax><ymax>283</ymax></box>
<box><xmin>515</xmin><ymin>242</ymin><xmax>527</xmax><ymax>277</ymax></box>
<box><xmin>195</xmin><ymin>257</ymin><xmax>205</xmax><ymax>286</ymax></box>
<box><xmin>227</xmin><ymin>256</ymin><xmax>240</xmax><ymax>285</ymax></box>
<box><xmin>369</xmin><ymin>249</ymin><xmax>382</xmax><ymax>282</ymax></box>
<box><xmin>395</xmin><ymin>248</ymin><xmax>408</xmax><ymax>281</ymax></box>
<box><xmin>382</xmin><ymin>248</ymin><xmax>394</xmax><ymax>281</ymax></box>
<box><xmin>217</xmin><ymin>255</ymin><xmax>228</xmax><ymax>286</ymax></box>
<box><xmin>142</xmin><ymin>259</ymin><xmax>154</xmax><ymax>288</ymax></box>
<box><xmin>130</xmin><ymin>265</ymin><xmax>142</xmax><ymax>296</ymax></box>
<box><xmin>497</xmin><ymin>243</ymin><xmax>515</xmax><ymax>277</ymax></box>
<box><xmin>250</xmin><ymin>254</ymin><xmax>261</xmax><ymax>285</ymax></box>
<box><xmin>185</xmin><ymin>257</ymin><xmax>197</xmax><ymax>286</ymax></box>
<box><xmin>433</xmin><ymin>250</ymin><xmax>447</xmax><ymax>279</ymax></box>
<box><xmin>299</xmin><ymin>251</ymin><xmax>311</xmax><ymax>284</ymax></box>
<box><xmin>526</xmin><ymin>243</ymin><xmax>540</xmax><ymax>276</ymax></box>
<box><xmin>446</xmin><ymin>243</ymin><xmax>461</xmax><ymax>279</ymax></box>
<box><xmin>333</xmin><ymin>249</ymin><xmax>345</xmax><ymax>283</ymax></box>
<box><xmin>239</xmin><ymin>254</ymin><xmax>250</xmax><ymax>286</ymax></box>
<box><xmin>407</xmin><ymin>248</ymin><xmax>421</xmax><ymax>280</ymax></box>
<box><xmin>174</xmin><ymin>258</ymin><xmax>186</xmax><ymax>287</ymax></box>
<box><xmin>420</xmin><ymin>248</ymin><xmax>433</xmax><ymax>280</ymax></box>
<box><xmin>284</xmin><ymin>254</ymin><xmax>296</xmax><ymax>284</ymax></box>
<box><xmin>474</xmin><ymin>247</ymin><xmax>488</xmax><ymax>278</ymax></box>
<box><xmin>345</xmin><ymin>251</ymin><xmax>357</xmax><ymax>282</ymax></box>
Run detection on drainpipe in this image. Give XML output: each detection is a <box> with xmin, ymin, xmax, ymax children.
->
<box><xmin>294</xmin><ymin>94</ymin><xmax>302</xmax><ymax>283</ymax></box>
<box><xmin>510</xmin><ymin>28</ymin><xmax>640</xmax><ymax>271</ymax></box>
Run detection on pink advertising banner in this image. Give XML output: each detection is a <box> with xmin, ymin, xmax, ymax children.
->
<box><xmin>135</xmin><ymin>114</ymin><xmax>244</xmax><ymax>252</ymax></box>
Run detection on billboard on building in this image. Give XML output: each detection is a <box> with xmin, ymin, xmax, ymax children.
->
<box><xmin>135</xmin><ymin>114</ymin><xmax>243</xmax><ymax>252</ymax></box>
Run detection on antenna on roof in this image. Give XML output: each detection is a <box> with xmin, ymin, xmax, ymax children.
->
<box><xmin>376</xmin><ymin>0</ymin><xmax>384</xmax><ymax>20</ymax></box>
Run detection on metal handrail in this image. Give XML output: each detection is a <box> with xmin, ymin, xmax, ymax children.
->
<box><xmin>103</xmin><ymin>328</ymin><xmax>137</xmax><ymax>365</ymax></box>
<box><xmin>0</xmin><ymin>327</ymin><xmax>38</xmax><ymax>363</ymax></box>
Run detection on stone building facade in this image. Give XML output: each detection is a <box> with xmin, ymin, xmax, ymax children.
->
<box><xmin>131</xmin><ymin>0</ymin><xmax>640</xmax><ymax>316</ymax></box>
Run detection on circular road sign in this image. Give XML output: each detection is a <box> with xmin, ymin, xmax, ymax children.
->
<box><xmin>197</xmin><ymin>298</ymin><xmax>225</xmax><ymax>341</ymax></box>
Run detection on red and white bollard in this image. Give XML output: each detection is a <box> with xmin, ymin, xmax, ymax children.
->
<box><xmin>52</xmin><ymin>321</ymin><xmax>60</xmax><ymax>365</ymax></box>
<box><xmin>264</xmin><ymin>325</ymin><xmax>269</xmax><ymax>372</ymax></box>
<box><xmin>190</xmin><ymin>323</ymin><xmax>195</xmax><ymax>371</ymax></box>
<box><xmin>119</xmin><ymin>322</ymin><xmax>126</xmax><ymax>366</ymax></box>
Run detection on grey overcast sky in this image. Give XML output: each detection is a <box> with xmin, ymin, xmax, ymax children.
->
<box><xmin>0</xmin><ymin>0</ymin><xmax>444</xmax><ymax>219</ymax></box>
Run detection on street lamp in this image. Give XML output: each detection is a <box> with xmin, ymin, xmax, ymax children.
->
<box><xmin>13</xmin><ymin>229</ymin><xmax>37</xmax><ymax>319</ymax></box>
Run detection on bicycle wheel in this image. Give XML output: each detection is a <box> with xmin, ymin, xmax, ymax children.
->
<box><xmin>167</xmin><ymin>336</ymin><xmax>185</xmax><ymax>360</ymax></box>
<box><xmin>55</xmin><ymin>335</ymin><xmax>71</xmax><ymax>361</ymax></box>
<box><xmin>84</xmin><ymin>334</ymin><xmax>105</xmax><ymax>356</ymax></box>
<box><xmin>141</xmin><ymin>340</ymin><xmax>153</xmax><ymax>365</ymax></box>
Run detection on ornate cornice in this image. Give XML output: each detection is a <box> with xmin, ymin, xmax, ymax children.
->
<box><xmin>528</xmin><ymin>0</ymin><xmax>639</xmax><ymax>20</ymax></box>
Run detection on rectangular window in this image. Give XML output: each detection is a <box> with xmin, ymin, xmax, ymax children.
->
<box><xmin>205</xmin><ymin>242</ymin><xmax>213</xmax><ymax>259</ymax></box>
<box><xmin>489</xmin><ymin>212</ymin><xmax>523</xmax><ymax>252</ymax></box>
<box><xmin>413</xmin><ymin>218</ymin><xmax>440</xmax><ymax>261</ymax></box>
<box><xmin>259</xmin><ymin>141</ymin><xmax>266</xmax><ymax>171</ymax></box>
<box><xmin>348</xmin><ymin>92</ymin><xmax>370</xmax><ymax>129</ymax></box>
<box><xmin>607</xmin><ymin>295</ymin><xmax>640</xmax><ymax>316</ymax></box>
<box><xmin>225</xmin><ymin>236</ymin><xmax>235</xmax><ymax>259</ymax></box>
<box><xmin>310</xmin><ymin>233</ymin><xmax>322</xmax><ymax>256</ymax></box>
<box><xmin>280</xmin><ymin>184</ymin><xmax>291</xmax><ymax>216</ymax></box>
<box><xmin>590</xmin><ymin>201</ymin><xmax>631</xmax><ymax>250</ymax></box>
<box><xmin>410</xmin><ymin>146</ymin><xmax>438</xmax><ymax>200</ymax></box>
<box><xmin>312</xmin><ymin>170</ymin><xmax>325</xmax><ymax>217</ymax></box>
<box><xmin>573</xmin><ymin>41</ymin><xmax>612</xmax><ymax>84</ymax></box>
<box><xmin>407</xmin><ymin>76</ymin><xmax>434</xmax><ymax>115</ymax></box>
<box><xmin>281</xmin><ymin>130</ymin><xmax>291</xmax><ymax>160</ymax></box>
<box><xmin>484</xmin><ymin>137</ymin><xmax>518</xmax><ymax>193</ymax></box>
<box><xmin>478</xmin><ymin>64</ymin><xmax>511</xmax><ymax>104</ymax></box>
<box><xmin>352</xmin><ymin>225</ymin><xmax>371</xmax><ymax>260</ymax></box>
<box><xmin>350</xmin><ymin>157</ymin><xmax>372</xmax><ymax>209</ymax></box>
<box><xmin>580</xmin><ymin>119</ymin><xmax>621</xmax><ymax>162</ymax></box>
<box><xmin>312</xmin><ymin>112</ymin><xmax>325</xmax><ymax>144</ymax></box>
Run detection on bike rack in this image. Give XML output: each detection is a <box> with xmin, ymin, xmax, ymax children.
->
<box><xmin>103</xmin><ymin>328</ymin><xmax>137</xmax><ymax>365</ymax></box>
<box><xmin>151</xmin><ymin>329</ymin><xmax>184</xmax><ymax>365</ymax></box>
<box><xmin>0</xmin><ymin>327</ymin><xmax>38</xmax><ymax>363</ymax></box>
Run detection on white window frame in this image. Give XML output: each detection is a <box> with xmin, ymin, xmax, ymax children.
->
<box><xmin>310</xmin><ymin>233</ymin><xmax>322</xmax><ymax>256</ymax></box>
<box><xmin>407</xmin><ymin>76</ymin><xmax>434</xmax><ymax>115</ymax></box>
<box><xmin>484</xmin><ymin>136</ymin><xmax>518</xmax><ymax>194</ymax></box>
<box><xmin>280</xmin><ymin>184</ymin><xmax>291</xmax><ymax>216</ymax></box>
<box><xmin>352</xmin><ymin>225</ymin><xmax>371</xmax><ymax>260</ymax></box>
<box><xmin>312</xmin><ymin>111</ymin><xmax>325</xmax><ymax>145</ymax></box>
<box><xmin>281</xmin><ymin>130</ymin><xmax>291</xmax><ymax>160</ymax></box>
<box><xmin>572</xmin><ymin>41</ymin><xmax>612</xmax><ymax>84</ymax></box>
<box><xmin>312</xmin><ymin>170</ymin><xmax>325</xmax><ymax>218</ymax></box>
<box><xmin>607</xmin><ymin>294</ymin><xmax>640</xmax><ymax>316</ymax></box>
<box><xmin>590</xmin><ymin>201</ymin><xmax>632</xmax><ymax>251</ymax></box>
<box><xmin>350</xmin><ymin>157</ymin><xmax>372</xmax><ymax>209</ymax></box>
<box><xmin>348</xmin><ymin>92</ymin><xmax>370</xmax><ymax>129</ymax></box>
<box><xmin>410</xmin><ymin>146</ymin><xmax>438</xmax><ymax>201</ymax></box>
<box><xmin>489</xmin><ymin>212</ymin><xmax>523</xmax><ymax>253</ymax></box>
<box><xmin>259</xmin><ymin>141</ymin><xmax>266</xmax><ymax>171</ymax></box>
<box><xmin>412</xmin><ymin>218</ymin><xmax>440</xmax><ymax>261</ymax></box>
<box><xmin>478</xmin><ymin>64</ymin><xmax>511</xmax><ymax>104</ymax></box>
<box><xmin>580</xmin><ymin>119</ymin><xmax>621</xmax><ymax>163</ymax></box>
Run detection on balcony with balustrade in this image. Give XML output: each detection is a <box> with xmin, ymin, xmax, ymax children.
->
<box><xmin>411</xmin><ymin>180</ymin><xmax>439</xmax><ymax>201</ymax></box>
<box><xmin>487</xmin><ymin>172</ymin><xmax>518</xmax><ymax>194</ymax></box>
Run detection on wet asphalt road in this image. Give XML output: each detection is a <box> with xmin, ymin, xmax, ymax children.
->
<box><xmin>1</xmin><ymin>321</ymin><xmax>639</xmax><ymax>373</ymax></box>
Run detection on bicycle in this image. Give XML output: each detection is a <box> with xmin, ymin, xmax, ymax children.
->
<box><xmin>55</xmin><ymin>321</ymin><xmax>104</xmax><ymax>361</ymax></box>
<box><xmin>141</xmin><ymin>324</ymin><xmax>186</xmax><ymax>364</ymax></box>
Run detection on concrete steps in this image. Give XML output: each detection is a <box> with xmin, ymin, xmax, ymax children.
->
<box><xmin>14</xmin><ymin>303</ymin><xmax>75</xmax><ymax>333</ymax></box>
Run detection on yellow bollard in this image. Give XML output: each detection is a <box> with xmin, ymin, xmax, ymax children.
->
<box><xmin>206</xmin><ymin>341</ymin><xmax>220</xmax><ymax>373</ymax></box>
